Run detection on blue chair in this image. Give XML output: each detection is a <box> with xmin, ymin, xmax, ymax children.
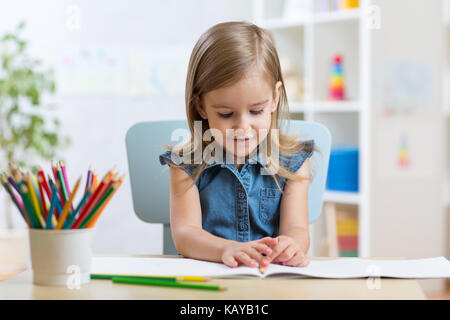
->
<box><xmin>126</xmin><ymin>120</ymin><xmax>331</xmax><ymax>254</ymax></box>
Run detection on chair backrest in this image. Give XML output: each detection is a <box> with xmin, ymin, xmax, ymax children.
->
<box><xmin>126</xmin><ymin>120</ymin><xmax>331</xmax><ymax>226</ymax></box>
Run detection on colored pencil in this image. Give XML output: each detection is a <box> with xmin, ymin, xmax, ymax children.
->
<box><xmin>10</xmin><ymin>171</ymin><xmax>34</xmax><ymax>226</ymax></box>
<box><xmin>45</xmin><ymin>185</ymin><xmax>59</xmax><ymax>229</ymax></box>
<box><xmin>79</xmin><ymin>180</ymin><xmax>117</xmax><ymax>228</ymax></box>
<box><xmin>1</xmin><ymin>174</ymin><xmax>30</xmax><ymax>226</ymax></box>
<box><xmin>7</xmin><ymin>175</ymin><xmax>19</xmax><ymax>194</ymax></box>
<box><xmin>259</xmin><ymin>264</ymin><xmax>268</xmax><ymax>274</ymax></box>
<box><xmin>8</xmin><ymin>163</ymin><xmax>18</xmax><ymax>182</ymax></box>
<box><xmin>26</xmin><ymin>173</ymin><xmax>45</xmax><ymax>228</ymax></box>
<box><xmin>71</xmin><ymin>168</ymin><xmax>115</xmax><ymax>229</ymax></box>
<box><xmin>5</xmin><ymin>174</ymin><xmax>23</xmax><ymax>206</ymax></box>
<box><xmin>91</xmin><ymin>274</ymin><xmax>179</xmax><ymax>282</ymax></box>
<box><xmin>20</xmin><ymin>185</ymin><xmax>40</xmax><ymax>228</ymax></box>
<box><xmin>38</xmin><ymin>167</ymin><xmax>52</xmax><ymax>204</ymax></box>
<box><xmin>91</xmin><ymin>274</ymin><xmax>211</xmax><ymax>282</ymax></box>
<box><xmin>85</xmin><ymin>165</ymin><xmax>93</xmax><ymax>194</ymax></box>
<box><xmin>30</xmin><ymin>173</ymin><xmax>46</xmax><ymax>221</ymax></box>
<box><xmin>6</xmin><ymin>162</ymin><xmax>122</xmax><ymax>230</ymax></box>
<box><xmin>56</xmin><ymin>176</ymin><xmax>82</xmax><ymax>229</ymax></box>
<box><xmin>52</xmin><ymin>161</ymin><xmax>65</xmax><ymax>210</ymax></box>
<box><xmin>51</xmin><ymin>160</ymin><xmax>58</xmax><ymax>182</ymax></box>
<box><xmin>92</xmin><ymin>172</ymin><xmax>98</xmax><ymax>190</ymax></box>
<box><xmin>86</xmin><ymin>175</ymin><xmax>124</xmax><ymax>228</ymax></box>
<box><xmin>112</xmin><ymin>276</ymin><xmax>226</xmax><ymax>291</ymax></box>
<box><xmin>48</xmin><ymin>178</ymin><xmax>63</xmax><ymax>219</ymax></box>
<box><xmin>60</xmin><ymin>161</ymin><xmax>75</xmax><ymax>212</ymax></box>
<box><xmin>56</xmin><ymin>164</ymin><xmax>69</xmax><ymax>205</ymax></box>
<box><xmin>63</xmin><ymin>186</ymin><xmax>92</xmax><ymax>229</ymax></box>
<box><xmin>37</xmin><ymin>174</ymin><xmax>48</xmax><ymax>220</ymax></box>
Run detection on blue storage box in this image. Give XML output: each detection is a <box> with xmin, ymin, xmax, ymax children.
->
<box><xmin>326</xmin><ymin>146</ymin><xmax>359</xmax><ymax>192</ymax></box>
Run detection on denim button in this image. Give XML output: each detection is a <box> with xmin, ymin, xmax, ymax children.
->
<box><xmin>238</xmin><ymin>221</ymin><xmax>247</xmax><ymax>231</ymax></box>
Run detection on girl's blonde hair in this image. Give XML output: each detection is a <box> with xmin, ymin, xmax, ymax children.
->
<box><xmin>163</xmin><ymin>21</ymin><xmax>314</xmax><ymax>193</ymax></box>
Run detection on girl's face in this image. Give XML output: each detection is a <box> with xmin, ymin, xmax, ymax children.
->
<box><xmin>198</xmin><ymin>71</ymin><xmax>282</xmax><ymax>163</ymax></box>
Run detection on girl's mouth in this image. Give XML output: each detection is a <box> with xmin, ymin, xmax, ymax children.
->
<box><xmin>234</xmin><ymin>137</ymin><xmax>250</xmax><ymax>142</ymax></box>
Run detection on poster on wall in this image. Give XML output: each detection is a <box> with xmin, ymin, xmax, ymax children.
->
<box><xmin>57</xmin><ymin>45</ymin><xmax>189</xmax><ymax>97</ymax></box>
<box><xmin>374</xmin><ymin>61</ymin><xmax>432</xmax><ymax>116</ymax></box>
<box><xmin>58</xmin><ymin>45</ymin><xmax>127</xmax><ymax>95</ymax></box>
<box><xmin>375</xmin><ymin>118</ymin><xmax>438</xmax><ymax>180</ymax></box>
<box><xmin>374</xmin><ymin>60</ymin><xmax>437</xmax><ymax>180</ymax></box>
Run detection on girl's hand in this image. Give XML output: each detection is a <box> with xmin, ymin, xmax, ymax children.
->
<box><xmin>267</xmin><ymin>235</ymin><xmax>309</xmax><ymax>267</ymax></box>
<box><xmin>221</xmin><ymin>237</ymin><xmax>278</xmax><ymax>268</ymax></box>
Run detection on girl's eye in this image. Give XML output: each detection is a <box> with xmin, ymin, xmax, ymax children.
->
<box><xmin>250</xmin><ymin>109</ymin><xmax>264</xmax><ymax>115</ymax></box>
<box><xmin>218</xmin><ymin>109</ymin><xmax>263</xmax><ymax>118</ymax></box>
<box><xmin>218</xmin><ymin>112</ymin><xmax>233</xmax><ymax>118</ymax></box>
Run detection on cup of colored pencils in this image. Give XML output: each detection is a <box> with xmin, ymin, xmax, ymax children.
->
<box><xmin>0</xmin><ymin>161</ymin><xmax>124</xmax><ymax>286</ymax></box>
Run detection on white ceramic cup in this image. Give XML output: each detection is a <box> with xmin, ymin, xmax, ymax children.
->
<box><xmin>28</xmin><ymin>228</ymin><xmax>94</xmax><ymax>286</ymax></box>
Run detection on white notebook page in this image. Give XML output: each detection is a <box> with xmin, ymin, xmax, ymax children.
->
<box><xmin>91</xmin><ymin>256</ymin><xmax>450</xmax><ymax>279</ymax></box>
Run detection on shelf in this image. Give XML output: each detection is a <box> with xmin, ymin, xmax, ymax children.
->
<box><xmin>289</xmin><ymin>100</ymin><xmax>360</xmax><ymax>113</ymax></box>
<box><xmin>261</xmin><ymin>9</ymin><xmax>361</xmax><ymax>30</ymax></box>
<box><xmin>313</xmin><ymin>9</ymin><xmax>361</xmax><ymax>24</ymax></box>
<box><xmin>289</xmin><ymin>101</ymin><xmax>308</xmax><ymax>112</ymax></box>
<box><xmin>312</xmin><ymin>101</ymin><xmax>360</xmax><ymax>112</ymax></box>
<box><xmin>262</xmin><ymin>17</ymin><xmax>307</xmax><ymax>30</ymax></box>
<box><xmin>323</xmin><ymin>190</ymin><xmax>361</xmax><ymax>205</ymax></box>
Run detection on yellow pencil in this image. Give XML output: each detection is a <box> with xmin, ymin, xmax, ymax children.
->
<box><xmin>56</xmin><ymin>176</ymin><xmax>82</xmax><ymax>229</ymax></box>
<box><xmin>177</xmin><ymin>276</ymin><xmax>212</xmax><ymax>282</ymax></box>
<box><xmin>26</xmin><ymin>173</ymin><xmax>45</xmax><ymax>228</ymax></box>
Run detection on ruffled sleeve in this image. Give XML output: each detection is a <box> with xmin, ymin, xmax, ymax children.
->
<box><xmin>281</xmin><ymin>139</ymin><xmax>314</xmax><ymax>174</ymax></box>
<box><xmin>159</xmin><ymin>149</ymin><xmax>198</xmax><ymax>176</ymax></box>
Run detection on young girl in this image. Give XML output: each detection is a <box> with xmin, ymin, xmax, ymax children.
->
<box><xmin>159</xmin><ymin>21</ymin><xmax>314</xmax><ymax>269</ymax></box>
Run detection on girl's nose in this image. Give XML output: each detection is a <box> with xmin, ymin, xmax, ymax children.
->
<box><xmin>233</xmin><ymin>115</ymin><xmax>251</xmax><ymax>133</ymax></box>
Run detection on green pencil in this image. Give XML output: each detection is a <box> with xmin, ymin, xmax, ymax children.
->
<box><xmin>20</xmin><ymin>185</ymin><xmax>40</xmax><ymax>228</ymax></box>
<box><xmin>78</xmin><ymin>185</ymin><xmax>115</xmax><ymax>228</ymax></box>
<box><xmin>112</xmin><ymin>276</ymin><xmax>226</xmax><ymax>291</ymax></box>
<box><xmin>57</xmin><ymin>164</ymin><xmax>70</xmax><ymax>206</ymax></box>
<box><xmin>63</xmin><ymin>186</ymin><xmax>92</xmax><ymax>229</ymax></box>
<box><xmin>91</xmin><ymin>274</ymin><xmax>180</xmax><ymax>282</ymax></box>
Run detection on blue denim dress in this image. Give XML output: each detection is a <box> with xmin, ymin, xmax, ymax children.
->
<box><xmin>159</xmin><ymin>140</ymin><xmax>314</xmax><ymax>242</ymax></box>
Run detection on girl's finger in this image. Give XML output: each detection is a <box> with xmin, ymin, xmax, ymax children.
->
<box><xmin>283</xmin><ymin>251</ymin><xmax>302</xmax><ymax>266</ymax></box>
<box><xmin>268</xmin><ymin>238</ymin><xmax>289</xmax><ymax>262</ymax></box>
<box><xmin>243</xmin><ymin>247</ymin><xmax>270</xmax><ymax>265</ymax></box>
<box><xmin>251</xmin><ymin>243</ymin><xmax>272</xmax><ymax>256</ymax></box>
<box><xmin>277</xmin><ymin>246</ymin><xmax>296</xmax><ymax>263</ymax></box>
<box><xmin>236</xmin><ymin>252</ymin><xmax>258</xmax><ymax>268</ymax></box>
<box><xmin>223</xmin><ymin>255</ymin><xmax>238</xmax><ymax>268</ymax></box>
<box><xmin>257</xmin><ymin>237</ymin><xmax>278</xmax><ymax>248</ymax></box>
<box><xmin>299</xmin><ymin>256</ymin><xmax>310</xmax><ymax>267</ymax></box>
<box><xmin>285</xmin><ymin>252</ymin><xmax>309</xmax><ymax>267</ymax></box>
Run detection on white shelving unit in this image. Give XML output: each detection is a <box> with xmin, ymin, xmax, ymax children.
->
<box><xmin>252</xmin><ymin>0</ymin><xmax>370</xmax><ymax>257</ymax></box>
<box><xmin>253</xmin><ymin>1</ymin><xmax>446</xmax><ymax>276</ymax></box>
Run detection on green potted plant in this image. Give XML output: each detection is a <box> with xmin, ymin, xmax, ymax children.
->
<box><xmin>0</xmin><ymin>21</ymin><xmax>70</xmax><ymax>229</ymax></box>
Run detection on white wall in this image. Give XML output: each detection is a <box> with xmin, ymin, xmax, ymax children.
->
<box><xmin>370</xmin><ymin>0</ymin><xmax>445</xmax><ymax>292</ymax></box>
<box><xmin>0</xmin><ymin>0</ymin><xmax>253</xmax><ymax>254</ymax></box>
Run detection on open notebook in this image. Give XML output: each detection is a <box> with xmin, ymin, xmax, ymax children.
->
<box><xmin>91</xmin><ymin>256</ymin><xmax>450</xmax><ymax>279</ymax></box>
